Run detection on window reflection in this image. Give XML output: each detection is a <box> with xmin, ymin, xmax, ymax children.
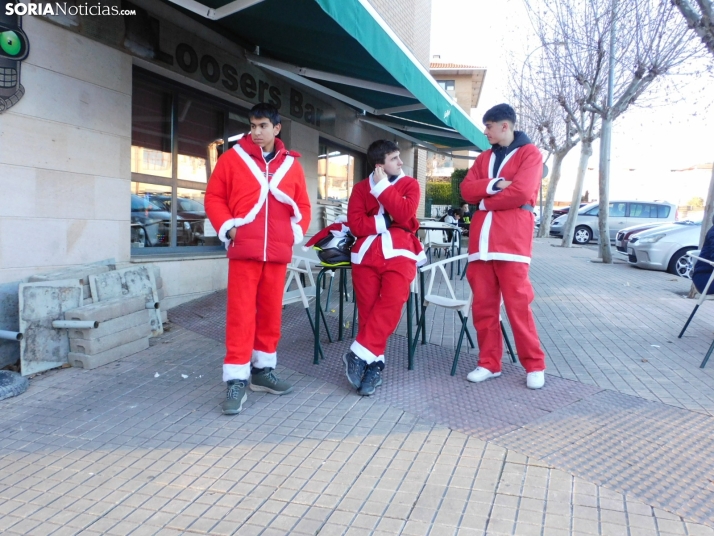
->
<box><xmin>177</xmin><ymin>96</ymin><xmax>224</xmax><ymax>183</ymax></box>
<box><xmin>318</xmin><ymin>146</ymin><xmax>354</xmax><ymax>202</ymax></box>
<box><xmin>130</xmin><ymin>183</ymin><xmax>173</xmax><ymax>248</ymax></box>
<box><xmin>131</xmin><ymin>78</ymin><xmax>172</xmax><ymax>178</ymax></box>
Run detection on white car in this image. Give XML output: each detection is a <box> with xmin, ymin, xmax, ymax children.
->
<box><xmin>550</xmin><ymin>200</ymin><xmax>677</xmax><ymax>244</ymax></box>
<box><xmin>627</xmin><ymin>221</ymin><xmax>702</xmax><ymax>277</ymax></box>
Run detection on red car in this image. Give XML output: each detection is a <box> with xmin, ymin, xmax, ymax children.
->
<box><xmin>551</xmin><ymin>203</ymin><xmax>589</xmax><ymax>221</ymax></box>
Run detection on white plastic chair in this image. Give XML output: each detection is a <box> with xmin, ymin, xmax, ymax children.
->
<box><xmin>284</xmin><ymin>255</ymin><xmax>328</xmax><ymax>360</ymax></box>
<box><xmin>678</xmin><ymin>250</ymin><xmax>714</xmax><ymax>367</ymax></box>
<box><xmin>410</xmin><ymin>254</ymin><xmax>515</xmax><ymax>375</ymax></box>
<box><xmin>422</xmin><ymin>222</ymin><xmax>459</xmax><ymax>262</ymax></box>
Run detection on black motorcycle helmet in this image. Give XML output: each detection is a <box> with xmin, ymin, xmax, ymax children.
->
<box><xmin>313</xmin><ymin>232</ymin><xmax>355</xmax><ymax>267</ymax></box>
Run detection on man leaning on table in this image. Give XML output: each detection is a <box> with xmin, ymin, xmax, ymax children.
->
<box><xmin>341</xmin><ymin>140</ymin><xmax>426</xmax><ymax>396</ymax></box>
<box><xmin>460</xmin><ymin>103</ymin><xmax>546</xmax><ymax>390</ymax></box>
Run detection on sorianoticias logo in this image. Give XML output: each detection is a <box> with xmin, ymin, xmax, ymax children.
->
<box><xmin>0</xmin><ymin>8</ymin><xmax>29</xmax><ymax>113</ymax></box>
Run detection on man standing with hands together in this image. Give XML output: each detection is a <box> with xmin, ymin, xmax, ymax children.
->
<box><xmin>205</xmin><ymin>103</ymin><xmax>311</xmax><ymax>415</ymax></box>
<box><xmin>460</xmin><ymin>104</ymin><xmax>546</xmax><ymax>389</ymax></box>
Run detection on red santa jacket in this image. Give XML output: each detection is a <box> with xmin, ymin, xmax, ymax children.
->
<box><xmin>461</xmin><ymin>140</ymin><xmax>542</xmax><ymax>264</ymax></box>
<box><xmin>347</xmin><ymin>172</ymin><xmax>426</xmax><ymax>266</ymax></box>
<box><xmin>205</xmin><ymin>135</ymin><xmax>311</xmax><ymax>264</ymax></box>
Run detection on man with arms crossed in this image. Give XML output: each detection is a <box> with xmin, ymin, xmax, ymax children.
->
<box><xmin>460</xmin><ymin>103</ymin><xmax>546</xmax><ymax>389</ymax></box>
<box><xmin>205</xmin><ymin>103</ymin><xmax>311</xmax><ymax>414</ymax></box>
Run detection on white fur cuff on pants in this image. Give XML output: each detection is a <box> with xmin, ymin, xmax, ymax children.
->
<box><xmin>223</xmin><ymin>363</ymin><xmax>250</xmax><ymax>382</ymax></box>
<box><xmin>252</xmin><ymin>350</ymin><xmax>277</xmax><ymax>369</ymax></box>
<box><xmin>350</xmin><ymin>340</ymin><xmax>385</xmax><ymax>365</ymax></box>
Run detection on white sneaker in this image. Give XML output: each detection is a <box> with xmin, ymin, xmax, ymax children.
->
<box><xmin>526</xmin><ymin>371</ymin><xmax>545</xmax><ymax>390</ymax></box>
<box><xmin>466</xmin><ymin>367</ymin><xmax>501</xmax><ymax>383</ymax></box>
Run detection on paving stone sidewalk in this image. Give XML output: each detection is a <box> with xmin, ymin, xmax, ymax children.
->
<box><xmin>2</xmin><ymin>238</ymin><xmax>714</xmax><ymax>535</ymax></box>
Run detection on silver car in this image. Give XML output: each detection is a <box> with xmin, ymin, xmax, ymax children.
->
<box><xmin>550</xmin><ymin>200</ymin><xmax>676</xmax><ymax>245</ymax></box>
<box><xmin>627</xmin><ymin>221</ymin><xmax>702</xmax><ymax>277</ymax></box>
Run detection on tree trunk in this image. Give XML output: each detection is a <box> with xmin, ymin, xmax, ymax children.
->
<box><xmin>561</xmin><ymin>140</ymin><xmax>593</xmax><ymax>247</ymax></box>
<box><xmin>688</xmin><ymin>161</ymin><xmax>714</xmax><ymax>298</ymax></box>
<box><xmin>538</xmin><ymin>150</ymin><xmax>566</xmax><ymax>238</ymax></box>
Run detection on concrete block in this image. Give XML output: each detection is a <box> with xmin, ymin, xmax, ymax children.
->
<box><xmin>68</xmin><ymin>309</ymin><xmax>151</xmax><ymax>340</ymax></box>
<box><xmin>83</xmin><ymin>284</ymin><xmax>91</xmax><ymax>300</ymax></box>
<box><xmin>83</xmin><ymin>298</ymin><xmax>93</xmax><ymax>306</ymax></box>
<box><xmin>160</xmin><ymin>309</ymin><xmax>168</xmax><ymax>324</ymax></box>
<box><xmin>70</xmin><ymin>323</ymin><xmax>152</xmax><ymax>355</ymax></box>
<box><xmin>69</xmin><ymin>337</ymin><xmax>149</xmax><ymax>370</ymax></box>
<box><xmin>28</xmin><ymin>264</ymin><xmax>110</xmax><ymax>285</ymax></box>
<box><xmin>89</xmin><ymin>266</ymin><xmax>162</xmax><ymax>336</ymax></box>
<box><xmin>154</xmin><ymin>276</ymin><xmax>163</xmax><ymax>289</ymax></box>
<box><xmin>108</xmin><ymin>262</ymin><xmax>133</xmax><ymax>271</ymax></box>
<box><xmin>19</xmin><ymin>279</ymin><xmax>83</xmax><ymax>376</ymax></box>
<box><xmin>157</xmin><ymin>287</ymin><xmax>166</xmax><ymax>301</ymax></box>
<box><xmin>64</xmin><ymin>296</ymin><xmax>145</xmax><ymax>323</ymax></box>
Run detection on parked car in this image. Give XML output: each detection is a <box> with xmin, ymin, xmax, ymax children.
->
<box><xmin>551</xmin><ymin>203</ymin><xmax>589</xmax><ymax>221</ymax></box>
<box><xmin>130</xmin><ymin>194</ymin><xmax>204</xmax><ymax>247</ymax></box>
<box><xmin>627</xmin><ymin>220</ymin><xmax>702</xmax><ymax>277</ymax></box>
<box><xmin>550</xmin><ymin>200</ymin><xmax>676</xmax><ymax>245</ymax></box>
<box><xmin>615</xmin><ymin>222</ymin><xmax>668</xmax><ymax>254</ymax></box>
<box><xmin>144</xmin><ymin>194</ymin><xmax>211</xmax><ymax>246</ymax></box>
<box><xmin>131</xmin><ymin>195</ymin><xmax>171</xmax><ymax>247</ymax></box>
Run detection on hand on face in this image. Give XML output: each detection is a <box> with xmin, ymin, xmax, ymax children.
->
<box><xmin>374</xmin><ymin>165</ymin><xmax>387</xmax><ymax>183</ymax></box>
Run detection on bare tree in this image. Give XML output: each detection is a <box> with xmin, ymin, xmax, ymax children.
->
<box><xmin>508</xmin><ymin>47</ymin><xmax>581</xmax><ymax>238</ymax></box>
<box><xmin>673</xmin><ymin>0</ymin><xmax>714</xmax><ymax>55</ymax></box>
<box><xmin>673</xmin><ymin>0</ymin><xmax>714</xmax><ymax>282</ymax></box>
<box><xmin>526</xmin><ymin>0</ymin><xmax>703</xmax><ymax>256</ymax></box>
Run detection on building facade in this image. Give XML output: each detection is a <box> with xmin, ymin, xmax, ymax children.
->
<box><xmin>0</xmin><ymin>0</ymin><xmax>433</xmax><ymax>308</ymax></box>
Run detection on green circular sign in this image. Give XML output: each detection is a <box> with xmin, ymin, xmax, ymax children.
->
<box><xmin>0</xmin><ymin>31</ymin><xmax>22</xmax><ymax>56</ymax></box>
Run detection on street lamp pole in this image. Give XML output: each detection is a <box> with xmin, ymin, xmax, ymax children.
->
<box><xmin>597</xmin><ymin>0</ymin><xmax>617</xmax><ymax>263</ymax></box>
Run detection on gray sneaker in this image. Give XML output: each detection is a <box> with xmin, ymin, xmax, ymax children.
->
<box><xmin>222</xmin><ymin>380</ymin><xmax>248</xmax><ymax>415</ymax></box>
<box><xmin>250</xmin><ymin>368</ymin><xmax>293</xmax><ymax>395</ymax></box>
<box><xmin>342</xmin><ymin>351</ymin><xmax>367</xmax><ymax>389</ymax></box>
<box><xmin>358</xmin><ymin>363</ymin><xmax>383</xmax><ymax>396</ymax></box>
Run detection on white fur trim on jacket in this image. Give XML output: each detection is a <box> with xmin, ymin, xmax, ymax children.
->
<box><xmin>223</xmin><ymin>363</ymin><xmax>250</xmax><ymax>382</ymax></box>
<box><xmin>232</xmin><ymin>144</ymin><xmax>270</xmax><ymax>222</ymax></box>
<box><xmin>291</xmin><ymin>223</ymin><xmax>304</xmax><ymax>245</ymax></box>
<box><xmin>219</xmin><ymin>220</ymin><xmax>237</xmax><ymax>245</ymax></box>
<box><xmin>267</xmin><ymin>156</ymin><xmax>307</xmax><ymax>245</ymax></box>
<box><xmin>468</xmin><ymin>252</ymin><xmax>531</xmax><ymax>264</ymax></box>
<box><xmin>486</xmin><ymin>178</ymin><xmax>502</xmax><ymax>195</ymax></box>
<box><xmin>380</xmin><ymin>231</ymin><xmax>427</xmax><ymax>266</ymax></box>
<box><xmin>374</xmin><ymin>215</ymin><xmax>388</xmax><ymax>234</ymax></box>
<box><xmin>370</xmin><ymin>177</ymin><xmax>391</xmax><ymax>197</ymax></box>
<box><xmin>252</xmin><ymin>349</ymin><xmax>277</xmax><ymax>369</ymax></box>
<box><xmin>350</xmin><ymin>340</ymin><xmax>384</xmax><ymax>364</ymax></box>
<box><xmin>488</xmin><ymin>149</ymin><xmax>520</xmax><ymax>179</ymax></box>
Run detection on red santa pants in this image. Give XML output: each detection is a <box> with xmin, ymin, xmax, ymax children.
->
<box><xmin>350</xmin><ymin>256</ymin><xmax>416</xmax><ymax>364</ymax></box>
<box><xmin>466</xmin><ymin>260</ymin><xmax>545</xmax><ymax>373</ymax></box>
<box><xmin>223</xmin><ymin>259</ymin><xmax>287</xmax><ymax>382</ymax></box>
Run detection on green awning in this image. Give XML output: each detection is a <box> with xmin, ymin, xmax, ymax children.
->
<box><xmin>164</xmin><ymin>0</ymin><xmax>490</xmax><ymax>151</ymax></box>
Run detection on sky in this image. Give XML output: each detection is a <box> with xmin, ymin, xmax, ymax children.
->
<box><xmin>430</xmin><ymin>0</ymin><xmax>714</xmax><ymax>205</ymax></box>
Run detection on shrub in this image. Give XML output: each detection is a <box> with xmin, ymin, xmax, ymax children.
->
<box><xmin>426</xmin><ymin>182</ymin><xmax>452</xmax><ymax>205</ymax></box>
<box><xmin>450</xmin><ymin>168</ymin><xmax>468</xmax><ymax>206</ymax></box>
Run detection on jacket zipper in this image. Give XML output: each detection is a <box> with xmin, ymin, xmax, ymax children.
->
<box><xmin>263</xmin><ymin>151</ymin><xmax>277</xmax><ymax>261</ymax></box>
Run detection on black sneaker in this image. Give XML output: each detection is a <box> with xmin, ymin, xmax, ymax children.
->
<box><xmin>358</xmin><ymin>362</ymin><xmax>383</xmax><ymax>396</ymax></box>
<box><xmin>222</xmin><ymin>380</ymin><xmax>248</xmax><ymax>415</ymax></box>
<box><xmin>342</xmin><ymin>351</ymin><xmax>367</xmax><ymax>389</ymax></box>
<box><xmin>250</xmin><ymin>367</ymin><xmax>293</xmax><ymax>395</ymax></box>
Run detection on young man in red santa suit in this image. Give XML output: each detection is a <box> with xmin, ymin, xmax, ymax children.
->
<box><xmin>460</xmin><ymin>103</ymin><xmax>546</xmax><ymax>390</ymax></box>
<box><xmin>205</xmin><ymin>103</ymin><xmax>311</xmax><ymax>415</ymax></box>
<box><xmin>342</xmin><ymin>140</ymin><xmax>426</xmax><ymax>396</ymax></box>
